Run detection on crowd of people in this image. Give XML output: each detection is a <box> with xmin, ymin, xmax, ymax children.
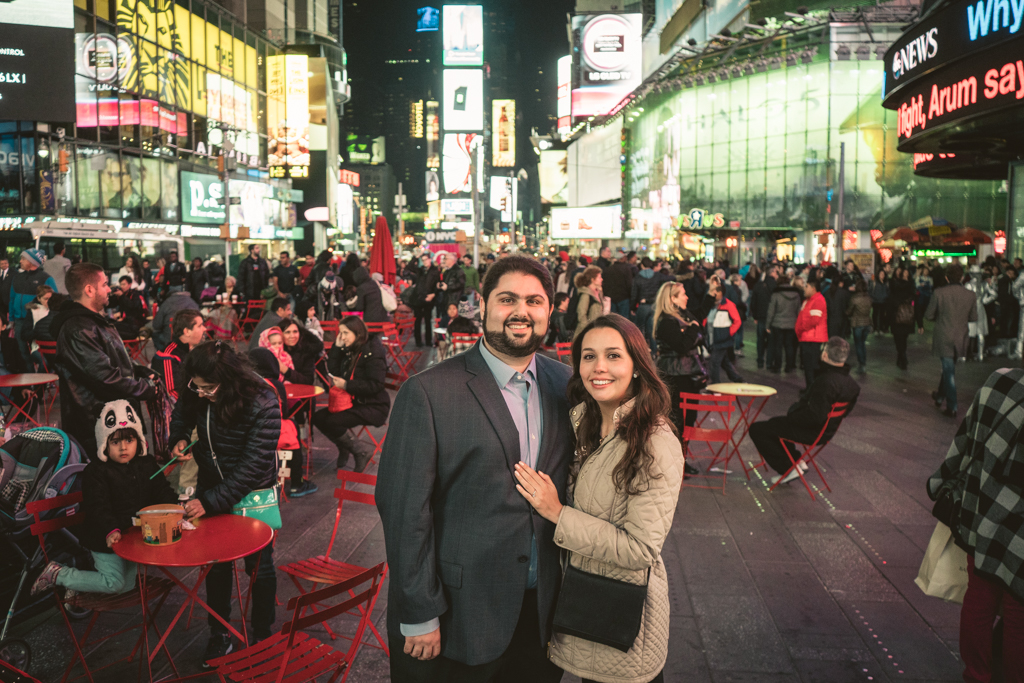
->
<box><xmin>5</xmin><ymin>239</ymin><xmax>1020</xmax><ymax>683</ymax></box>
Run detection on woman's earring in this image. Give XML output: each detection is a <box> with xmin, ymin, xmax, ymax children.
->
<box><xmin>633</xmin><ymin>372</ymin><xmax>638</xmax><ymax>378</ymax></box>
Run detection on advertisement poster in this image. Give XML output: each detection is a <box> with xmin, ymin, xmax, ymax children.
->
<box><xmin>417</xmin><ymin>6</ymin><xmax>440</xmax><ymax>32</ymax></box>
<box><xmin>0</xmin><ymin>0</ymin><xmax>75</xmax><ymax>122</ymax></box>
<box><xmin>492</xmin><ymin>99</ymin><xmax>516</xmax><ymax>168</ymax></box>
<box><xmin>228</xmin><ymin>179</ymin><xmax>273</xmax><ymax>229</ymax></box>
<box><xmin>550</xmin><ymin>205</ymin><xmax>622</xmax><ymax>239</ymax></box>
<box><xmin>181</xmin><ymin>171</ymin><xmax>225</xmax><ymax>224</ymax></box>
<box><xmin>426</xmin><ymin>100</ymin><xmax>440</xmax><ymax>168</ymax></box>
<box><xmin>442</xmin><ymin>133</ymin><xmax>476</xmax><ymax>195</ymax></box>
<box><xmin>267</xmin><ymin>54</ymin><xmax>310</xmax><ymax>171</ymax></box>
<box><xmin>426</xmin><ymin>170</ymin><xmax>440</xmax><ymax>202</ymax></box>
<box><xmin>442</xmin><ymin>69</ymin><xmax>484</xmax><ymax>132</ymax></box>
<box><xmin>571</xmin><ymin>14</ymin><xmax>642</xmax><ymax>118</ymax></box>
<box><xmin>539</xmin><ymin>150</ymin><xmax>568</xmax><ymax>205</ymax></box>
<box><xmin>557</xmin><ymin>55</ymin><xmax>572</xmax><ymax>134</ymax></box>
<box><xmin>442</xmin><ymin>5</ymin><xmax>483</xmax><ymax>66</ymax></box>
<box><xmin>489</xmin><ymin>177</ymin><xmax>518</xmax><ymax>222</ymax></box>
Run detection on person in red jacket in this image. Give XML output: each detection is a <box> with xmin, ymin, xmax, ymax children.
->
<box><xmin>705</xmin><ymin>278</ymin><xmax>744</xmax><ymax>385</ymax></box>
<box><xmin>795</xmin><ymin>278</ymin><xmax>829</xmax><ymax>390</ymax></box>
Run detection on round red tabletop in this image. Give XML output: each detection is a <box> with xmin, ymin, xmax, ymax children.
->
<box><xmin>286</xmin><ymin>384</ymin><xmax>325</xmax><ymax>401</ymax></box>
<box><xmin>0</xmin><ymin>373</ymin><xmax>58</xmax><ymax>388</ymax></box>
<box><xmin>113</xmin><ymin>514</ymin><xmax>274</xmax><ymax>567</ymax></box>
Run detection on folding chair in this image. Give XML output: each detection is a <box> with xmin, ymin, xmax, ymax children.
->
<box><xmin>678</xmin><ymin>393</ymin><xmax>738</xmax><ymax>494</ymax></box>
<box><xmin>122</xmin><ymin>338</ymin><xmax>148</xmax><ymax>364</ymax></box>
<box><xmin>768</xmin><ymin>401</ymin><xmax>852</xmax><ymax>500</ymax></box>
<box><xmin>239</xmin><ymin>300</ymin><xmax>267</xmax><ymax>339</ymax></box>
<box><xmin>35</xmin><ymin>341</ymin><xmax>59</xmax><ymax>416</ymax></box>
<box><xmin>555</xmin><ymin>342</ymin><xmax>572</xmax><ymax>364</ymax></box>
<box><xmin>278</xmin><ymin>471</ymin><xmax>389</xmax><ymax>674</ymax></box>
<box><xmin>26</xmin><ymin>493</ymin><xmax>177</xmax><ymax>683</ymax></box>
<box><xmin>321</xmin><ymin>319</ymin><xmax>340</xmax><ymax>343</ymax></box>
<box><xmin>367</xmin><ymin>322</ymin><xmax>418</xmax><ymax>381</ymax></box>
<box><xmin>208</xmin><ymin>562</ymin><xmax>386</xmax><ymax>683</ymax></box>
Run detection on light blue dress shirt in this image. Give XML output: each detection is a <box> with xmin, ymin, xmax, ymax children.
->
<box><xmin>400</xmin><ymin>342</ymin><xmax>544</xmax><ymax>638</ymax></box>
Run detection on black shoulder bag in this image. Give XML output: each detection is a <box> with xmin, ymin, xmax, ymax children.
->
<box><xmin>552</xmin><ymin>558</ymin><xmax>650</xmax><ymax>653</ymax></box>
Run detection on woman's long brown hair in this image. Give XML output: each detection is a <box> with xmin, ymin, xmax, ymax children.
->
<box><xmin>567</xmin><ymin>314</ymin><xmax>674</xmax><ymax>495</ymax></box>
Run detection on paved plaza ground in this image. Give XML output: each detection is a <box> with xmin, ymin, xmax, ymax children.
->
<box><xmin>8</xmin><ymin>323</ymin><xmax>1008</xmax><ymax>683</ymax></box>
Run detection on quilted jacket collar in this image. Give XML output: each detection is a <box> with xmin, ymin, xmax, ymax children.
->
<box><xmin>570</xmin><ymin>397</ymin><xmax>637</xmax><ymax>438</ymax></box>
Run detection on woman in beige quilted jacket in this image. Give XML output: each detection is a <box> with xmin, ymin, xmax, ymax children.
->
<box><xmin>514</xmin><ymin>314</ymin><xmax>684</xmax><ymax>683</ymax></box>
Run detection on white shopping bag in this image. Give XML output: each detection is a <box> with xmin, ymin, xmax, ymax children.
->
<box><xmin>914</xmin><ymin>521</ymin><xmax>969</xmax><ymax>604</ymax></box>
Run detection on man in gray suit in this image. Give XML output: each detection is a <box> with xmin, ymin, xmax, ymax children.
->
<box><xmin>377</xmin><ymin>256</ymin><xmax>571</xmax><ymax>682</ymax></box>
<box><xmin>925</xmin><ymin>263</ymin><xmax>977</xmax><ymax>417</ymax></box>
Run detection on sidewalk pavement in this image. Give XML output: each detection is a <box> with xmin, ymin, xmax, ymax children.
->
<box><xmin>16</xmin><ymin>324</ymin><xmax>1008</xmax><ymax>682</ymax></box>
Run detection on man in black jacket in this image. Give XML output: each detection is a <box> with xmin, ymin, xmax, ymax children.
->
<box><xmin>110</xmin><ymin>276</ymin><xmax>147</xmax><ymax>339</ymax></box>
<box><xmin>631</xmin><ymin>257</ymin><xmax>662</xmax><ymax>347</ymax></box>
<box><xmin>749</xmin><ymin>265</ymin><xmax>778</xmax><ymax>369</ymax></box>
<box><xmin>413</xmin><ymin>252</ymin><xmax>440</xmax><ymax>346</ymax></box>
<box><xmin>52</xmin><ymin>263</ymin><xmax>157</xmax><ymax>459</ymax></box>
<box><xmin>236</xmin><ymin>244</ymin><xmax>270</xmax><ymax>301</ymax></box>
<box><xmin>603</xmin><ymin>252</ymin><xmax>634</xmax><ymax>318</ymax></box>
<box><xmin>749</xmin><ymin>337</ymin><xmax>860</xmax><ymax>483</ymax></box>
<box><xmin>436</xmin><ymin>252</ymin><xmax>465</xmax><ymax>326</ymax></box>
<box><xmin>163</xmin><ymin>250</ymin><xmax>188</xmax><ymax>295</ymax></box>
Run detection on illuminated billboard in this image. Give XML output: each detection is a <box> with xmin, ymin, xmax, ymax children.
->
<box><xmin>267</xmin><ymin>55</ymin><xmax>310</xmax><ymax>178</ymax></box>
<box><xmin>426</xmin><ymin>100</ymin><xmax>440</xmax><ymax>168</ymax></box>
<box><xmin>442</xmin><ymin>133</ymin><xmax>476</xmax><ymax>194</ymax></box>
<box><xmin>492</xmin><ymin>99</ymin><xmax>516</xmax><ymax>167</ymax></box>
<box><xmin>540</xmin><ymin>150</ymin><xmax>568</xmax><ymax>205</ymax></box>
<box><xmin>557</xmin><ymin>55</ymin><xmax>572</xmax><ymax>134</ymax></box>
<box><xmin>440</xmin><ymin>198</ymin><xmax>473</xmax><ymax>215</ymax></box>
<box><xmin>417</xmin><ymin>6</ymin><xmax>440</xmax><ymax>32</ymax></box>
<box><xmin>228</xmin><ymin>179</ymin><xmax>273</xmax><ymax>229</ymax></box>
<box><xmin>181</xmin><ymin>171</ymin><xmax>226</xmax><ymax>224</ymax></box>
<box><xmin>571</xmin><ymin>14</ymin><xmax>642</xmax><ymax>118</ymax></box>
<box><xmin>550</xmin><ymin>205</ymin><xmax>622</xmax><ymax>239</ymax></box>
<box><xmin>442</xmin><ymin>5</ymin><xmax>483</xmax><ymax>66</ymax></box>
<box><xmin>442</xmin><ymin>69</ymin><xmax>484</xmax><ymax>131</ymax></box>
<box><xmin>489</xmin><ymin>177</ymin><xmax>518</xmax><ymax>222</ymax></box>
<box><xmin>426</xmin><ymin>170</ymin><xmax>440</xmax><ymax>202</ymax></box>
<box><xmin>0</xmin><ymin>0</ymin><xmax>74</xmax><ymax>122</ymax></box>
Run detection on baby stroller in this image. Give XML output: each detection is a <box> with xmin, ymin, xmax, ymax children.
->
<box><xmin>0</xmin><ymin>427</ymin><xmax>88</xmax><ymax>673</ymax></box>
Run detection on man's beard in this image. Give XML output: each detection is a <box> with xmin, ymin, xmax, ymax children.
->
<box><xmin>484</xmin><ymin>314</ymin><xmax>545</xmax><ymax>358</ymax></box>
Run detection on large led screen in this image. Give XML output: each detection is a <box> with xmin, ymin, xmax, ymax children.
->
<box><xmin>557</xmin><ymin>55</ymin><xmax>572</xmax><ymax>134</ymax></box>
<box><xmin>550</xmin><ymin>205</ymin><xmax>622</xmax><ymax>239</ymax></box>
<box><xmin>489</xmin><ymin>177</ymin><xmax>518</xmax><ymax>222</ymax></box>
<box><xmin>442</xmin><ymin>133</ymin><xmax>476</xmax><ymax>195</ymax></box>
<box><xmin>417</xmin><ymin>7</ymin><xmax>440</xmax><ymax>32</ymax></box>
<box><xmin>0</xmin><ymin>0</ymin><xmax>74</xmax><ymax>122</ymax></box>
<box><xmin>443</xmin><ymin>5</ymin><xmax>483</xmax><ymax>66</ymax></box>
<box><xmin>442</xmin><ymin>69</ymin><xmax>484</xmax><ymax>131</ymax></box>
<box><xmin>492</xmin><ymin>99</ymin><xmax>515</xmax><ymax>167</ymax></box>
<box><xmin>571</xmin><ymin>13</ymin><xmax>642</xmax><ymax>118</ymax></box>
<box><xmin>540</xmin><ymin>150</ymin><xmax>568</xmax><ymax>205</ymax></box>
<box><xmin>267</xmin><ymin>55</ymin><xmax>310</xmax><ymax>174</ymax></box>
<box><xmin>181</xmin><ymin>171</ymin><xmax>226</xmax><ymax>224</ymax></box>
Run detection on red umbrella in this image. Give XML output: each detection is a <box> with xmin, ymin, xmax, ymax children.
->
<box><xmin>367</xmin><ymin>215</ymin><xmax>396</xmax><ymax>285</ymax></box>
<box><xmin>881</xmin><ymin>227</ymin><xmax>920</xmax><ymax>243</ymax></box>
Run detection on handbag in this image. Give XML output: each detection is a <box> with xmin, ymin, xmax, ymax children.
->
<box><xmin>206</xmin><ymin>407</ymin><xmax>282</xmax><ymax>530</ymax></box>
<box><xmin>552</xmin><ymin>559</ymin><xmax>649</xmax><ymax>653</ymax></box>
<box><xmin>915</xmin><ymin>522</ymin><xmax>968</xmax><ymax>603</ymax></box>
<box><xmin>328</xmin><ymin>353</ymin><xmax>360</xmax><ymax>413</ymax></box>
<box><xmin>895</xmin><ymin>300</ymin><xmax>914</xmax><ymax>326</ymax></box>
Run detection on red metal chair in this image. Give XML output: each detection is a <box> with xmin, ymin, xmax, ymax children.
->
<box><xmin>320</xmin><ymin>319</ymin><xmax>340</xmax><ymax>344</ymax></box>
<box><xmin>277</xmin><ymin>472</ymin><xmax>389</xmax><ymax>677</ymax></box>
<box><xmin>26</xmin><ymin>493</ymin><xmax>176</xmax><ymax>683</ymax></box>
<box><xmin>555</xmin><ymin>342</ymin><xmax>573</xmax><ymax>365</ymax></box>
<box><xmin>122</xmin><ymin>338</ymin><xmax>148</xmax><ymax>364</ymax></box>
<box><xmin>678</xmin><ymin>393</ymin><xmax>738</xmax><ymax>494</ymax></box>
<box><xmin>768</xmin><ymin>401</ymin><xmax>852</xmax><ymax>500</ymax></box>
<box><xmin>34</xmin><ymin>341</ymin><xmax>59</xmax><ymax>416</ymax></box>
<box><xmin>208</xmin><ymin>562</ymin><xmax>386</xmax><ymax>683</ymax></box>
<box><xmin>239</xmin><ymin>300</ymin><xmax>267</xmax><ymax>339</ymax></box>
<box><xmin>367</xmin><ymin>322</ymin><xmax>419</xmax><ymax>381</ymax></box>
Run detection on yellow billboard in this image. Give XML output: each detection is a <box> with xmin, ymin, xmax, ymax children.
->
<box><xmin>267</xmin><ymin>54</ymin><xmax>310</xmax><ymax>178</ymax></box>
<box><xmin>492</xmin><ymin>99</ymin><xmax>515</xmax><ymax>168</ymax></box>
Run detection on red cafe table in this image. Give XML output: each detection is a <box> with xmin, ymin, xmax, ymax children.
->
<box><xmin>705</xmin><ymin>383</ymin><xmax>777</xmax><ymax>480</ymax></box>
<box><xmin>285</xmin><ymin>384</ymin><xmax>325</xmax><ymax>479</ymax></box>
<box><xmin>0</xmin><ymin>373</ymin><xmax>58</xmax><ymax>427</ymax></box>
<box><xmin>114</xmin><ymin>514</ymin><xmax>274</xmax><ymax>682</ymax></box>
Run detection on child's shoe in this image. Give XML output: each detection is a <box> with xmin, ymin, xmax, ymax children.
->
<box><xmin>31</xmin><ymin>560</ymin><xmax>65</xmax><ymax>596</ymax></box>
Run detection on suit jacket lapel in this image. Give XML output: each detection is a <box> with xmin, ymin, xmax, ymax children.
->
<box><xmin>464</xmin><ymin>344</ymin><xmax>521</xmax><ymax>476</ymax></box>
<box><xmin>535</xmin><ymin>360</ymin><xmax>566</xmax><ymax>476</ymax></box>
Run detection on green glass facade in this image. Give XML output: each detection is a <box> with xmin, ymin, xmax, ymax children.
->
<box><xmin>627</xmin><ymin>59</ymin><xmax>1006</xmax><ymax>240</ymax></box>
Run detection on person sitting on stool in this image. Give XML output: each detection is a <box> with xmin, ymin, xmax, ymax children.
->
<box><xmin>749</xmin><ymin>336</ymin><xmax>861</xmax><ymax>485</ymax></box>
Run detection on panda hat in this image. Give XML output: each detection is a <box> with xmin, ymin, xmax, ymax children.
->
<box><xmin>95</xmin><ymin>400</ymin><xmax>148</xmax><ymax>462</ymax></box>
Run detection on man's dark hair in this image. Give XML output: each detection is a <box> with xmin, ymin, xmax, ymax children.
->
<box><xmin>119</xmin><ymin>275</ymin><xmax>132</xmax><ymax>285</ymax></box>
<box><xmin>805</xmin><ymin>279</ymin><xmax>820</xmax><ymax>291</ymax></box>
<box><xmin>554</xmin><ymin>292</ymin><xmax>570</xmax><ymax>307</ymax></box>
<box><xmin>947</xmin><ymin>263</ymin><xmax>964</xmax><ymax>283</ymax></box>
<box><xmin>173</xmin><ymin>309</ymin><xmax>204</xmax><ymax>339</ymax></box>
<box><xmin>640</xmin><ymin>257</ymin><xmax>653</xmax><ymax>269</ymax></box>
<box><xmin>824</xmin><ymin>336</ymin><xmax>850</xmax><ymax>364</ymax></box>
<box><xmin>462</xmin><ymin>254</ymin><xmax>472</xmax><ymax>262</ymax></box>
<box><xmin>627</xmin><ymin>251</ymin><xmax>637</xmax><ymax>260</ymax></box>
<box><xmin>271</xmin><ymin>297</ymin><xmax>291</xmax><ymax>313</ymax></box>
<box><xmin>66</xmin><ymin>262</ymin><xmax>106</xmax><ymax>300</ymax></box>
<box><xmin>280</xmin><ymin>251</ymin><xmax>289</xmax><ymax>258</ymax></box>
<box><xmin>481</xmin><ymin>255</ymin><xmax>554</xmax><ymax>307</ymax></box>
<box><xmin>54</xmin><ymin>241</ymin><xmax>65</xmax><ymax>254</ymax></box>
<box><xmin>169</xmin><ymin>250</ymin><xmax>178</xmax><ymax>255</ymax></box>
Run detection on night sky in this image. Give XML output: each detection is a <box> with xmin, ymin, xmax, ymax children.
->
<box><xmin>344</xmin><ymin>0</ymin><xmax>575</xmax><ymax>136</ymax></box>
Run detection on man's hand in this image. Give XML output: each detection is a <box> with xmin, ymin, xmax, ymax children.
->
<box><xmin>404</xmin><ymin>628</ymin><xmax>441</xmax><ymax>661</ymax></box>
<box><xmin>171</xmin><ymin>440</ymin><xmax>192</xmax><ymax>461</ymax></box>
<box><xmin>425</xmin><ymin>293</ymin><xmax>435</xmax><ymax>302</ymax></box>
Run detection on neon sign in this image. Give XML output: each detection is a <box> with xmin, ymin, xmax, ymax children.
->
<box><xmin>966</xmin><ymin>0</ymin><xmax>1024</xmax><ymax>41</ymax></box>
<box><xmin>679</xmin><ymin>209</ymin><xmax>725</xmax><ymax>230</ymax></box>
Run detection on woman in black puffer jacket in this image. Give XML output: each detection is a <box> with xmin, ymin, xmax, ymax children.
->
<box><xmin>312</xmin><ymin>316</ymin><xmax>390</xmax><ymax>472</ymax></box>
<box><xmin>169</xmin><ymin>341</ymin><xmax>280</xmax><ymax>662</ymax></box>
<box><xmin>350</xmin><ymin>266</ymin><xmax>389</xmax><ymax>323</ymax></box>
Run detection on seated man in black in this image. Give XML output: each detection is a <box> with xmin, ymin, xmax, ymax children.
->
<box><xmin>749</xmin><ymin>336</ymin><xmax>861</xmax><ymax>485</ymax></box>
<box><xmin>110</xmin><ymin>276</ymin><xmax>147</xmax><ymax>340</ymax></box>
<box><xmin>152</xmin><ymin>310</ymin><xmax>206</xmax><ymax>403</ymax></box>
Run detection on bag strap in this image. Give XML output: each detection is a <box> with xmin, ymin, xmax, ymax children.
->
<box><xmin>206</xmin><ymin>403</ymin><xmax>280</xmax><ymax>484</ymax></box>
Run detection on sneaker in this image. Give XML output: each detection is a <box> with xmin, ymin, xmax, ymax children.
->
<box><xmin>202</xmin><ymin>633</ymin><xmax>234</xmax><ymax>669</ymax></box>
<box><xmin>30</xmin><ymin>560</ymin><xmax>64</xmax><ymax>596</ymax></box>
<box><xmin>771</xmin><ymin>467</ymin><xmax>804</xmax><ymax>486</ymax></box>
<box><xmin>942</xmin><ymin>408</ymin><xmax>957</xmax><ymax>418</ymax></box>
<box><xmin>63</xmin><ymin>588</ymin><xmax>80</xmax><ymax>604</ymax></box>
<box><xmin>735</xmin><ymin>350</ymin><xmax>745</xmax><ymax>358</ymax></box>
<box><xmin>289</xmin><ymin>481</ymin><xmax>318</xmax><ymax>498</ymax></box>
<box><xmin>683</xmin><ymin>462</ymin><xmax>700</xmax><ymax>479</ymax></box>
<box><xmin>931</xmin><ymin>391</ymin><xmax>943</xmax><ymax>407</ymax></box>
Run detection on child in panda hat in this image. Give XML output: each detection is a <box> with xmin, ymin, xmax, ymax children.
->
<box><xmin>31</xmin><ymin>400</ymin><xmax>178</xmax><ymax>598</ymax></box>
